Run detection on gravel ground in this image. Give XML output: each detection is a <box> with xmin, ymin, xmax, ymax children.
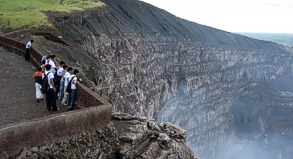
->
<box><xmin>0</xmin><ymin>48</ymin><xmax>66</xmax><ymax>127</ymax></box>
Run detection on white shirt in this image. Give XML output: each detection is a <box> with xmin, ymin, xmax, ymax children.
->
<box><xmin>57</xmin><ymin>67</ymin><xmax>64</xmax><ymax>76</ymax></box>
<box><xmin>70</xmin><ymin>75</ymin><xmax>77</xmax><ymax>90</ymax></box>
<box><xmin>64</xmin><ymin>72</ymin><xmax>71</xmax><ymax>86</ymax></box>
<box><xmin>26</xmin><ymin>41</ymin><xmax>31</xmax><ymax>49</ymax></box>
<box><xmin>61</xmin><ymin>70</ymin><xmax>67</xmax><ymax>82</ymax></box>
<box><xmin>45</xmin><ymin>59</ymin><xmax>56</xmax><ymax>74</ymax></box>
<box><xmin>42</xmin><ymin>71</ymin><xmax>54</xmax><ymax>89</ymax></box>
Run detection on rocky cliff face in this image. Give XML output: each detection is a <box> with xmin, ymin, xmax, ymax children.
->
<box><xmin>16</xmin><ymin>114</ymin><xmax>194</xmax><ymax>159</ymax></box>
<box><xmin>53</xmin><ymin>0</ymin><xmax>293</xmax><ymax>158</ymax></box>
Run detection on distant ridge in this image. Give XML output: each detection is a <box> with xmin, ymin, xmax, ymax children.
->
<box><xmin>237</xmin><ymin>32</ymin><xmax>293</xmax><ymax>47</ymax></box>
<box><xmin>95</xmin><ymin>0</ymin><xmax>285</xmax><ymax>50</ymax></box>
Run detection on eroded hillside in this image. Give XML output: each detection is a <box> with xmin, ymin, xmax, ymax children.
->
<box><xmin>33</xmin><ymin>0</ymin><xmax>293</xmax><ymax>158</ymax></box>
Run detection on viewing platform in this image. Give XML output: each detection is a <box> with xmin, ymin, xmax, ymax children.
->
<box><xmin>0</xmin><ymin>32</ymin><xmax>112</xmax><ymax>158</ymax></box>
<box><xmin>0</xmin><ymin>48</ymin><xmax>68</xmax><ymax>127</ymax></box>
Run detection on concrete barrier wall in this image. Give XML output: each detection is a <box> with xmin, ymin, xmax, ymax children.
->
<box><xmin>33</xmin><ymin>32</ymin><xmax>70</xmax><ymax>46</ymax></box>
<box><xmin>0</xmin><ymin>104</ymin><xmax>112</xmax><ymax>157</ymax></box>
<box><xmin>2</xmin><ymin>29</ymin><xmax>32</xmax><ymax>39</ymax></box>
<box><xmin>76</xmin><ymin>84</ymin><xmax>108</xmax><ymax>108</ymax></box>
<box><xmin>0</xmin><ymin>34</ymin><xmax>112</xmax><ymax>157</ymax></box>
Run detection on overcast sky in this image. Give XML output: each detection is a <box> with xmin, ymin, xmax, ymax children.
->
<box><xmin>140</xmin><ymin>0</ymin><xmax>293</xmax><ymax>33</ymax></box>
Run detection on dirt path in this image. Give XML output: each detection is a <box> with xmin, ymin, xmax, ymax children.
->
<box><xmin>0</xmin><ymin>48</ymin><xmax>66</xmax><ymax>127</ymax></box>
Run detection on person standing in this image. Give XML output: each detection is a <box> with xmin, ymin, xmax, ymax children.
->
<box><xmin>25</xmin><ymin>40</ymin><xmax>34</xmax><ymax>61</ymax></box>
<box><xmin>59</xmin><ymin>64</ymin><xmax>68</xmax><ymax>102</ymax></box>
<box><xmin>33</xmin><ymin>67</ymin><xmax>43</xmax><ymax>103</ymax></box>
<box><xmin>67</xmin><ymin>69</ymin><xmax>79</xmax><ymax>110</ymax></box>
<box><xmin>55</xmin><ymin>61</ymin><xmax>65</xmax><ymax>99</ymax></box>
<box><xmin>61</xmin><ymin>67</ymin><xmax>72</xmax><ymax>105</ymax></box>
<box><xmin>45</xmin><ymin>55</ymin><xmax>58</xmax><ymax>74</ymax></box>
<box><xmin>51</xmin><ymin>54</ymin><xmax>58</xmax><ymax>66</ymax></box>
<box><xmin>41</xmin><ymin>50</ymin><xmax>51</xmax><ymax>64</ymax></box>
<box><xmin>43</xmin><ymin>65</ymin><xmax>58</xmax><ymax>111</ymax></box>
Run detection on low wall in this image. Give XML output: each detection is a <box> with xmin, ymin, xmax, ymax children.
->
<box><xmin>76</xmin><ymin>84</ymin><xmax>107</xmax><ymax>108</ymax></box>
<box><xmin>0</xmin><ymin>105</ymin><xmax>112</xmax><ymax>157</ymax></box>
<box><xmin>33</xmin><ymin>32</ymin><xmax>70</xmax><ymax>46</ymax></box>
<box><xmin>3</xmin><ymin>29</ymin><xmax>32</xmax><ymax>39</ymax></box>
<box><xmin>0</xmin><ymin>33</ymin><xmax>112</xmax><ymax>157</ymax></box>
<box><xmin>0</xmin><ymin>36</ymin><xmax>41</xmax><ymax>67</ymax></box>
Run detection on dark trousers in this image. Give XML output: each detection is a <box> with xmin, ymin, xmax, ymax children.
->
<box><xmin>25</xmin><ymin>48</ymin><xmax>30</xmax><ymax>61</ymax></box>
<box><xmin>46</xmin><ymin>88</ymin><xmax>57</xmax><ymax>111</ymax></box>
<box><xmin>67</xmin><ymin>89</ymin><xmax>76</xmax><ymax>110</ymax></box>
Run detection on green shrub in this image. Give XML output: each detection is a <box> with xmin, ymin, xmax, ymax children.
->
<box><xmin>0</xmin><ymin>0</ymin><xmax>104</xmax><ymax>30</ymax></box>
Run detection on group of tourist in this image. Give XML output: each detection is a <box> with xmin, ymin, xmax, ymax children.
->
<box><xmin>28</xmin><ymin>40</ymin><xmax>80</xmax><ymax>111</ymax></box>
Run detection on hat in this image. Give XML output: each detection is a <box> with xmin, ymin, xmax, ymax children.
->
<box><xmin>46</xmin><ymin>50</ymin><xmax>51</xmax><ymax>54</ymax></box>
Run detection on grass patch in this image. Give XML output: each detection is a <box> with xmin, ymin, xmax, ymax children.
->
<box><xmin>0</xmin><ymin>0</ymin><xmax>105</xmax><ymax>30</ymax></box>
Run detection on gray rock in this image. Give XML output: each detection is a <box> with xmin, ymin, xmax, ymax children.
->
<box><xmin>19</xmin><ymin>148</ymin><xmax>28</xmax><ymax>158</ymax></box>
<box><xmin>164</xmin><ymin>122</ymin><xmax>186</xmax><ymax>139</ymax></box>
<box><xmin>157</xmin><ymin>133</ymin><xmax>171</xmax><ymax>148</ymax></box>
<box><xmin>148</xmin><ymin>121</ymin><xmax>163</xmax><ymax>132</ymax></box>
<box><xmin>30</xmin><ymin>147</ymin><xmax>39</xmax><ymax>153</ymax></box>
<box><xmin>17</xmin><ymin>113</ymin><xmax>194</xmax><ymax>159</ymax></box>
<box><xmin>119</xmin><ymin>135</ymin><xmax>134</xmax><ymax>143</ymax></box>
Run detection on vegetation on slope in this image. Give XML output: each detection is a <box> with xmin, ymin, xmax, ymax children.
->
<box><xmin>0</xmin><ymin>0</ymin><xmax>104</xmax><ymax>31</ymax></box>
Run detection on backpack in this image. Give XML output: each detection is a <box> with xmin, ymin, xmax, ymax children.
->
<box><xmin>66</xmin><ymin>76</ymin><xmax>76</xmax><ymax>93</ymax></box>
<box><xmin>54</xmin><ymin>68</ymin><xmax>62</xmax><ymax>84</ymax></box>
<box><xmin>41</xmin><ymin>72</ymin><xmax>51</xmax><ymax>94</ymax></box>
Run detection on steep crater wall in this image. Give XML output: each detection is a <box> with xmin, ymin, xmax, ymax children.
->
<box><xmin>54</xmin><ymin>0</ymin><xmax>293</xmax><ymax>158</ymax></box>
